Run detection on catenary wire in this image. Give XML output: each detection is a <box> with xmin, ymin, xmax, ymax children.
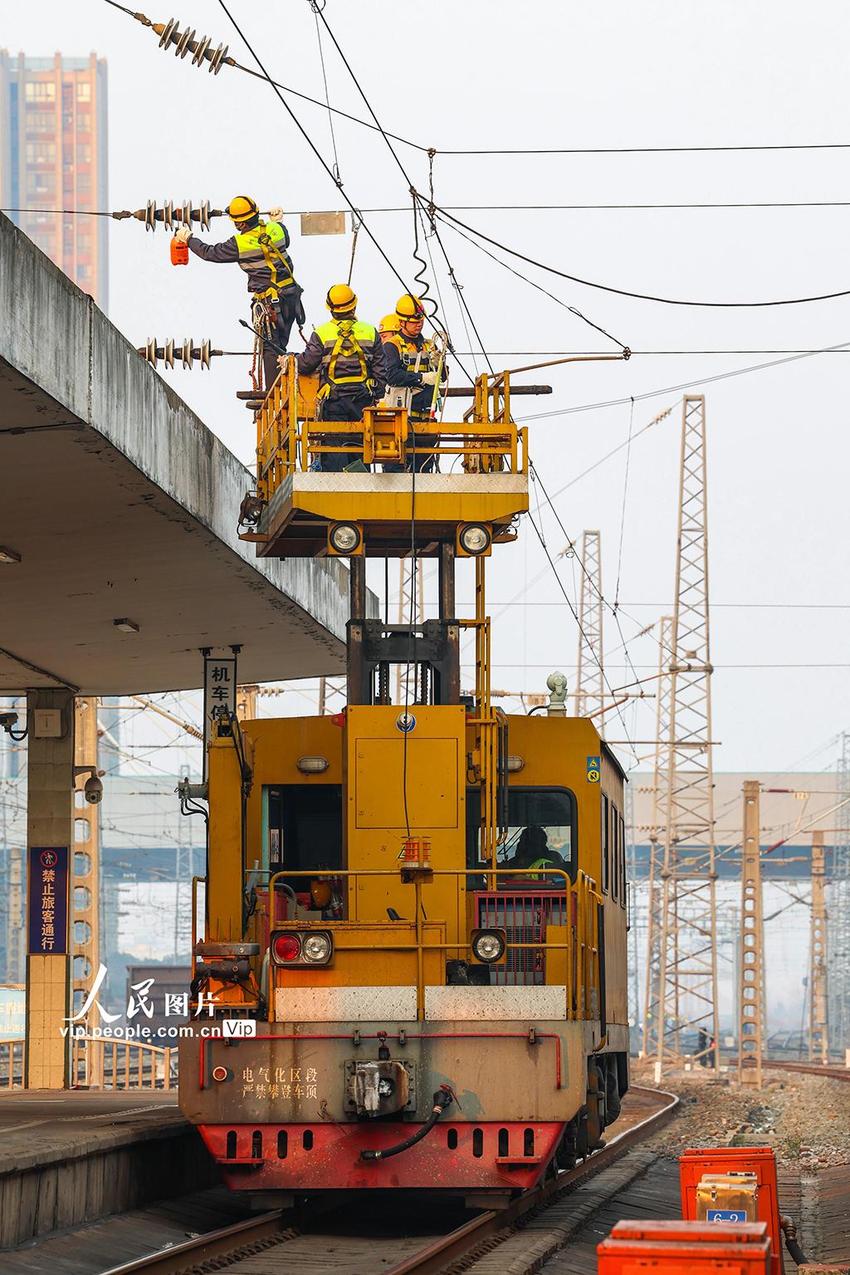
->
<box><xmin>520</xmin><ymin>338</ymin><xmax>850</xmax><ymax>424</ymax></box>
<box><xmin>213</xmin><ymin>0</ymin><xmax>442</xmax><ymax>352</ymax></box>
<box><xmin>430</xmin><ymin>203</ymin><xmax>850</xmax><ymax>308</ymax></box>
<box><xmin>310</xmin><ymin>1</ymin><xmax>342</xmax><ymax>182</ymax></box>
<box><xmin>436</xmin><ymin>210</ymin><xmax>630</xmax><ymax>353</ymax></box>
<box><xmin>525</xmin><ymin>508</ymin><xmax>639</xmax><ymax>767</ymax></box>
<box><xmin>101</xmin><ymin>0</ymin><xmax>429</xmax><ymax>152</ymax></box>
<box><xmin>20</xmin><ymin>202</ymin><xmax>850</xmax><ymax>219</ymax></box>
<box><xmin>309</xmin><ymin>4</ymin><xmax>485</xmax><ymax>380</ymax></box>
<box><xmin>438</xmin><ymin>141</ymin><xmax>850</xmax><ymax>157</ymax></box>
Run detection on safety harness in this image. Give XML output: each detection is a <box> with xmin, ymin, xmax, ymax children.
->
<box><xmin>318</xmin><ymin>319</ymin><xmax>374</xmax><ymax>400</ymax></box>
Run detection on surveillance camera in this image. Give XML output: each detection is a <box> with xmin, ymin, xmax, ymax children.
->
<box><xmin>84</xmin><ymin>774</ymin><xmax>104</xmax><ymax>805</ymax></box>
<box><xmin>0</xmin><ymin>711</ymin><xmax>19</xmax><ymax>732</ymax></box>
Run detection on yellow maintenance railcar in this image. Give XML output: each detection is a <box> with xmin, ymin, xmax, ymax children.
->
<box><xmin>178</xmin><ymin>363</ymin><xmax>629</xmax><ymax>1200</ymax></box>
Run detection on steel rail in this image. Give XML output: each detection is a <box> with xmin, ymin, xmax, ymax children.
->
<box><xmin>763</xmin><ymin>1059</ymin><xmax>850</xmax><ymax>1083</ymax></box>
<box><xmin>99</xmin><ymin>1209</ymin><xmax>296</xmax><ymax>1274</ymax></box>
<box><xmin>385</xmin><ymin>1084</ymin><xmax>679</xmax><ymax>1275</ymax></box>
<box><xmin>99</xmin><ymin>1086</ymin><xmax>678</xmax><ymax>1275</ymax></box>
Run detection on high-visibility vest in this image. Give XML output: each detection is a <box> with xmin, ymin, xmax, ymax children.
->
<box><xmin>315</xmin><ymin>318</ymin><xmax>379</xmax><ymax>390</ymax></box>
<box><xmin>234</xmin><ymin>220</ymin><xmax>295</xmax><ymax>295</ymax></box>
<box><xmin>521</xmin><ymin>855</ymin><xmax>566</xmax><ymax>882</ymax></box>
<box><xmin>386</xmin><ymin>332</ymin><xmax>438</xmax><ymax>375</ymax></box>
<box><xmin>386</xmin><ymin>332</ymin><xmax>440</xmax><ymax>417</ymax></box>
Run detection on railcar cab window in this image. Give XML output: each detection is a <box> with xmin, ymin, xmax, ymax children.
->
<box><xmin>265</xmin><ymin>784</ymin><xmax>343</xmax><ymax>908</ymax></box>
<box><xmin>466</xmin><ymin>786</ymin><xmax>576</xmax><ymax>882</ymax></box>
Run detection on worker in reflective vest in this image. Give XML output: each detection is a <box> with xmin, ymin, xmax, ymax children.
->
<box><xmin>296</xmin><ymin>284</ymin><xmax>388</xmax><ymax>472</ymax></box>
<box><xmin>504</xmin><ymin>826</ymin><xmax>569</xmax><ymax>885</ymax></box>
<box><xmin>175</xmin><ymin>195</ymin><xmax>305</xmax><ymax>393</ymax></box>
<box><xmin>382</xmin><ymin>294</ymin><xmax>445</xmax><ymax>472</ymax></box>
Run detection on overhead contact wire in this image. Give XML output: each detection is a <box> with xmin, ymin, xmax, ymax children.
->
<box><xmin>435</xmin><ymin>211</ymin><xmax>629</xmax><ymax>353</ymax></box>
<box><xmin>311</xmin><ymin>3</ymin><xmax>485</xmax><ymax>381</ymax></box>
<box><xmin>213</xmin><ymin>1</ymin><xmax>427</xmax><ymax>314</ymax></box>
<box><xmin>429</xmin><ymin>203</ymin><xmax>850</xmax><ymax>309</ymax></box>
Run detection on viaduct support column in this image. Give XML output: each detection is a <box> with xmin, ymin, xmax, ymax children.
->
<box><xmin>25</xmin><ymin>689</ymin><xmax>74</xmax><ymax>1089</ymax></box>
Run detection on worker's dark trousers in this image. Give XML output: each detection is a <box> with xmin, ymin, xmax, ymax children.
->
<box><xmin>382</xmin><ymin>427</ymin><xmax>438</xmax><ymax>473</ymax></box>
<box><xmin>259</xmin><ymin>289</ymin><xmax>304</xmax><ymax>392</ymax></box>
<box><xmin>320</xmin><ymin>389</ymin><xmax>373</xmax><ymax>471</ymax></box>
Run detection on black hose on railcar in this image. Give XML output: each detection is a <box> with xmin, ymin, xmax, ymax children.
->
<box><xmin>360</xmin><ymin>1085</ymin><xmax>454</xmax><ymax>1162</ymax></box>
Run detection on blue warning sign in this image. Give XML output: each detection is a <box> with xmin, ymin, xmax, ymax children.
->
<box><xmin>707</xmin><ymin>1209</ymin><xmax>747</xmax><ymax>1223</ymax></box>
<box><xmin>586</xmin><ymin>755</ymin><xmax>601</xmax><ymax>783</ymax></box>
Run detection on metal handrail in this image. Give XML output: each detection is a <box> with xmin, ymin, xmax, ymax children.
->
<box><xmin>0</xmin><ymin>1038</ymin><xmax>24</xmax><ymax>1089</ymax></box>
<box><xmin>266</xmin><ymin>866</ymin><xmax>602</xmax><ymax>1024</ymax></box>
<box><xmin>255</xmin><ymin>361</ymin><xmax>528</xmax><ymax>502</ymax></box>
<box><xmin>69</xmin><ymin>1034</ymin><xmax>176</xmax><ymax>1090</ymax></box>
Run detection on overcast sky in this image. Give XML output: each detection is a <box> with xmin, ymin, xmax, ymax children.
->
<box><xmin>5</xmin><ymin>1</ymin><xmax>850</xmax><ymax>776</ymax></box>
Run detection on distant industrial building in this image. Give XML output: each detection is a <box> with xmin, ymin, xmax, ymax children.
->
<box><xmin>0</xmin><ymin>51</ymin><xmax>108</xmax><ymax>307</ymax></box>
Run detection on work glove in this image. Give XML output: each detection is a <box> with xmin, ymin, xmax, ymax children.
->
<box><xmin>277</xmin><ymin>354</ymin><xmax>289</xmax><ymax>372</ymax></box>
<box><xmin>420</xmin><ymin>370</ymin><xmax>440</xmax><ymax>386</ymax></box>
<box><xmin>267</xmin><ymin>206</ymin><xmax>284</xmax><ymax>221</ymax></box>
<box><xmin>174</xmin><ymin>225</ymin><xmax>192</xmax><ymax>244</ymax></box>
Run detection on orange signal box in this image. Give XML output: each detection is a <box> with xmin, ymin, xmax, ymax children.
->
<box><xmin>598</xmin><ymin>1220</ymin><xmax>771</xmax><ymax>1275</ymax></box>
<box><xmin>679</xmin><ymin>1149</ymin><xmax>784</xmax><ymax>1275</ymax></box>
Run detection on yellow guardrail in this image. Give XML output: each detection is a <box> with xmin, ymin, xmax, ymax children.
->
<box><xmin>255</xmin><ymin>359</ymin><xmax>528</xmax><ymax>503</ymax></box>
<box><xmin>266</xmin><ymin>867</ymin><xmax>602</xmax><ymax>1024</ymax></box>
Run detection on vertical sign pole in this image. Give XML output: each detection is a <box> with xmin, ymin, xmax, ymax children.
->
<box><xmin>738</xmin><ymin>780</ymin><xmax>764</xmax><ymax>1087</ymax></box>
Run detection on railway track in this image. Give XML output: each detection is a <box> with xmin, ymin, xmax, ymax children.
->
<box><xmin>100</xmin><ymin>1086</ymin><xmax>678</xmax><ymax>1275</ymax></box>
<box><xmin>764</xmin><ymin>1060</ymin><xmax>850</xmax><ymax>1083</ymax></box>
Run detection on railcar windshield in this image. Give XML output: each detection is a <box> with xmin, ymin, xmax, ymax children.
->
<box><xmin>466</xmin><ymin>785</ymin><xmax>576</xmax><ymax>879</ymax></box>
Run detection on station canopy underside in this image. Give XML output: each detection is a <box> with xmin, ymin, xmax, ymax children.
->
<box><xmin>0</xmin><ymin>214</ymin><xmax>353</xmax><ymax>696</ymax></box>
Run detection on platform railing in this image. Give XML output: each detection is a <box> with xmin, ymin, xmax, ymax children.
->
<box><xmin>255</xmin><ymin>360</ymin><xmax>527</xmax><ymax>503</ymax></box>
<box><xmin>0</xmin><ymin>1039</ymin><xmax>24</xmax><ymax>1089</ymax></box>
<box><xmin>266</xmin><ymin>866</ymin><xmax>602</xmax><ymax>1024</ymax></box>
<box><xmin>70</xmin><ymin>1035</ymin><xmax>177</xmax><ymax>1090</ymax></box>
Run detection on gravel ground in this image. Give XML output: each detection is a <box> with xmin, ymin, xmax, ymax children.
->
<box><xmin>631</xmin><ymin>1062</ymin><xmax>850</xmax><ymax>1167</ymax></box>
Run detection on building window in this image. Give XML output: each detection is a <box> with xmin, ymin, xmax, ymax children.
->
<box><xmin>25</xmin><ymin>141</ymin><xmax>56</xmax><ymax>165</ymax></box>
<box><xmin>76</xmin><ymin>144</ymin><xmax>91</xmax><ymax>165</ymax></box>
<box><xmin>27</xmin><ymin>112</ymin><xmax>54</xmax><ymax>133</ymax></box>
<box><xmin>76</xmin><ymin>82</ymin><xmax>92</xmax><ymax>102</ymax></box>
<box><xmin>77</xmin><ymin>173</ymin><xmax>91</xmax><ymax>193</ymax></box>
<box><xmin>76</xmin><ymin>112</ymin><xmax>91</xmax><ymax>132</ymax></box>
<box><xmin>24</xmin><ymin>81</ymin><xmax>56</xmax><ymax>103</ymax></box>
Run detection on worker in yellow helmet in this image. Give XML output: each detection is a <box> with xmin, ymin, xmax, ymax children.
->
<box><xmin>382</xmin><ymin>295</ymin><xmax>445</xmax><ymax>472</ymax></box>
<box><xmin>174</xmin><ymin>196</ymin><xmax>305</xmax><ymax>393</ymax></box>
<box><xmin>378</xmin><ymin>313</ymin><xmax>401</xmax><ymax>343</ymax></box>
<box><xmin>294</xmin><ymin>284</ymin><xmax>388</xmax><ymax>472</ymax></box>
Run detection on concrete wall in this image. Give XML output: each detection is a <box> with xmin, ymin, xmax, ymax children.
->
<box><xmin>0</xmin><ymin>211</ymin><xmax>354</xmax><ymax>644</ymax></box>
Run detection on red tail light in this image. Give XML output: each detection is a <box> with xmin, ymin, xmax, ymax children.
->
<box><xmin>273</xmin><ymin>933</ymin><xmax>302</xmax><ymax>963</ymax></box>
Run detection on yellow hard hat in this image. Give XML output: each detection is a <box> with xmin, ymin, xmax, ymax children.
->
<box><xmin>395</xmin><ymin>294</ymin><xmax>425</xmax><ymax>320</ymax></box>
<box><xmin>326</xmin><ymin>283</ymin><xmax>357</xmax><ymax>314</ymax></box>
<box><xmin>228</xmin><ymin>195</ymin><xmax>259</xmax><ymax>224</ymax></box>
<box><xmin>379</xmin><ymin>313</ymin><xmax>401</xmax><ymax>334</ymax></box>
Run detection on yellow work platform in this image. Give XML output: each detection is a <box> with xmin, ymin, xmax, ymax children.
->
<box><xmin>240</xmin><ymin>360</ymin><xmax>530</xmax><ymax>559</ymax></box>
<box><xmin>255</xmin><ymin>469</ymin><xmax>528</xmax><ymax>558</ymax></box>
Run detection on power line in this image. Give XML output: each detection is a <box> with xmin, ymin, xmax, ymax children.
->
<box><xmin>437</xmin><ymin>141</ymin><xmax>850</xmax><ymax>157</ymax></box>
<box><xmin>430</xmin><ymin>204</ymin><xmax>850</xmax><ymax>309</ymax></box>
<box><xmin>436</xmin><ymin>207</ymin><xmax>630</xmax><ymax>353</ymax></box>
<box><xmin>208</xmin><ymin>0</ymin><xmax>433</xmax><ymax>348</ymax></box>
<box><xmin>520</xmin><ymin>339</ymin><xmax>850</xmax><ymax>423</ymax></box>
<box><xmin>101</xmin><ymin>0</ymin><xmax>429</xmax><ymax>152</ymax></box>
<box><xmin>310</xmin><ymin>3</ymin><xmax>486</xmax><ymax>379</ymax></box>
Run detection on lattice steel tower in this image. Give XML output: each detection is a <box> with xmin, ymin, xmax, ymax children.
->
<box><xmin>574</xmin><ymin>530</ymin><xmax>604</xmax><ymax>723</ymax></box>
<box><xmin>654</xmin><ymin>395</ymin><xmax>720</xmax><ymax>1077</ymax></box>
<box><xmin>642</xmin><ymin>614</ymin><xmax>674</xmax><ymax>1057</ymax></box>
<box><xmin>828</xmin><ymin>733</ymin><xmax>850</xmax><ymax>1053</ymax></box>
